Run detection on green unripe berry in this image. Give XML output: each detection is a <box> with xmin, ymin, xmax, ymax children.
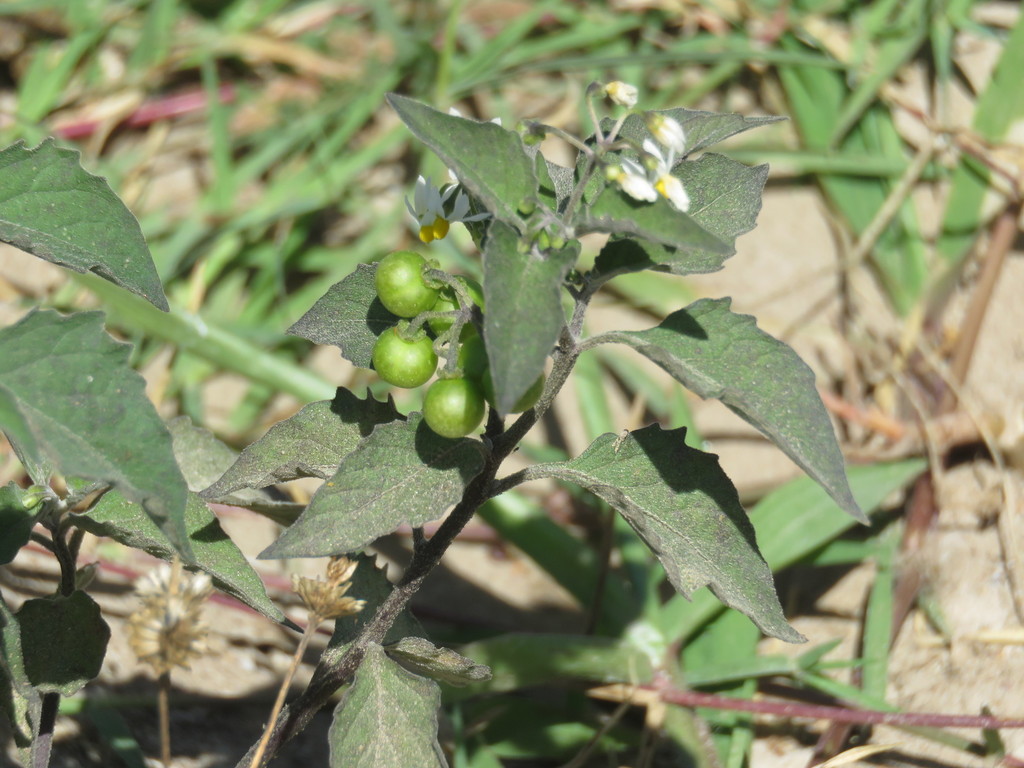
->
<box><xmin>374</xmin><ymin>250</ymin><xmax>439</xmax><ymax>318</ymax></box>
<box><xmin>423</xmin><ymin>377</ymin><xmax>486</xmax><ymax>438</ymax></box>
<box><xmin>456</xmin><ymin>332</ymin><xmax>488</xmax><ymax>381</ymax></box>
<box><xmin>372</xmin><ymin>326</ymin><xmax>438</xmax><ymax>388</ymax></box>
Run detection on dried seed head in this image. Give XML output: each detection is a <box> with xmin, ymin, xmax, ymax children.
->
<box><xmin>127</xmin><ymin>559</ymin><xmax>212</xmax><ymax>676</ymax></box>
<box><xmin>293</xmin><ymin>556</ymin><xmax>366</xmax><ymax>622</ymax></box>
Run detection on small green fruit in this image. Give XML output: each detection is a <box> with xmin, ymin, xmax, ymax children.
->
<box><xmin>374</xmin><ymin>251</ymin><xmax>439</xmax><ymax>318</ymax></box>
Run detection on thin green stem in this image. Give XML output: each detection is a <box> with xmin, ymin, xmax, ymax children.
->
<box><xmin>158</xmin><ymin>672</ymin><xmax>172</xmax><ymax>768</ymax></box>
<box><xmin>487</xmin><ymin>465</ymin><xmax>550</xmax><ymax>498</ymax></box>
<box><xmin>48</xmin><ymin>528</ymin><xmax>77</xmax><ymax>598</ymax></box>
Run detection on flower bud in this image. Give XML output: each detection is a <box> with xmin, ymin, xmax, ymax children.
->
<box><xmin>604</xmin><ymin>81</ymin><xmax>638</xmax><ymax>108</ymax></box>
<box><xmin>645</xmin><ymin>112</ymin><xmax>686</xmax><ymax>154</ymax></box>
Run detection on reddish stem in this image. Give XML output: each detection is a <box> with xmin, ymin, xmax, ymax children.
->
<box><xmin>654</xmin><ymin>686</ymin><xmax>1024</xmax><ymax>730</ymax></box>
<box><xmin>53</xmin><ymin>85</ymin><xmax>236</xmax><ymax>140</ymax></box>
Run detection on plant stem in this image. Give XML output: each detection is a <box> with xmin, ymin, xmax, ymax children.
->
<box><xmin>31</xmin><ymin>694</ymin><xmax>58</xmax><ymax>768</ymax></box>
<box><xmin>249</xmin><ymin>621</ymin><xmax>319</xmax><ymax>768</ymax></box>
<box><xmin>653</xmin><ymin>685</ymin><xmax>1024</xmax><ymax>729</ymax></box>
<box><xmin>158</xmin><ymin>672</ymin><xmax>172</xmax><ymax>768</ymax></box>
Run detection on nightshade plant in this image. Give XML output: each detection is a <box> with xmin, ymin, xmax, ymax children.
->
<box><xmin>0</xmin><ymin>83</ymin><xmax>865</xmax><ymax>766</ymax></box>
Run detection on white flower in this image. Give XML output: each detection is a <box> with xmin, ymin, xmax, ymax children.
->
<box><xmin>406</xmin><ymin>175</ymin><xmax>456</xmax><ymax>242</ymax></box>
<box><xmin>609</xmin><ymin>159</ymin><xmax>658</xmax><ymax>202</ymax></box>
<box><xmin>645</xmin><ymin>112</ymin><xmax>686</xmax><ymax>155</ymax></box>
<box><xmin>404</xmin><ymin>175</ymin><xmax>490</xmax><ymax>243</ymax></box>
<box><xmin>604</xmin><ymin>81</ymin><xmax>638</xmax><ymax>108</ymax></box>
<box><xmin>447</xmin><ymin>188</ymin><xmax>490</xmax><ymax>226</ymax></box>
<box><xmin>611</xmin><ymin>139</ymin><xmax>691</xmax><ymax>213</ymax></box>
<box><xmin>654</xmin><ymin>172</ymin><xmax>690</xmax><ymax>212</ymax></box>
<box><xmin>643</xmin><ymin>139</ymin><xmax>690</xmax><ymax>211</ymax></box>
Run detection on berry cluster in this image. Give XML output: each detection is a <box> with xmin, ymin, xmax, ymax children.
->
<box><xmin>371</xmin><ymin>251</ymin><xmax>544</xmax><ymax>438</ymax></box>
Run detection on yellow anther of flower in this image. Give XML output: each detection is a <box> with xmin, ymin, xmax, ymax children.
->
<box><xmin>418</xmin><ymin>216</ymin><xmax>450</xmax><ymax>243</ymax></box>
<box><xmin>407</xmin><ymin>175</ymin><xmax>487</xmax><ymax>242</ymax></box>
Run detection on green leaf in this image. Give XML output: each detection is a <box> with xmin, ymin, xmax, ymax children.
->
<box><xmin>578</xmin><ymin>181</ymin><xmax>730</xmax><ymax>256</ymax></box>
<box><xmin>260</xmin><ymin>413</ymin><xmax>487</xmax><ymax>559</ymax></box>
<box><xmin>0</xmin><ymin>483</ymin><xmax>37</xmax><ymax>565</ymax></box>
<box><xmin>202</xmin><ymin>389</ymin><xmax>403</xmax><ymax>499</ymax></box>
<box><xmin>482</xmin><ymin>221</ymin><xmax>576</xmax><ymax>415</ymax></box>
<box><xmin>538</xmin><ymin>425</ymin><xmax>803</xmax><ymax>642</ymax></box>
<box><xmin>0</xmin><ymin>139</ymin><xmax>168</xmax><ymax>311</ymax></box>
<box><xmin>594</xmin><ymin>298</ymin><xmax>862</xmax><ymax>522</ymax></box>
<box><xmin>593</xmin><ymin>154</ymin><xmax>769</xmax><ymax>278</ymax></box>
<box><xmin>329</xmin><ymin>643</ymin><xmax>447</xmax><ymax>768</ymax></box>
<box><xmin>288</xmin><ymin>264</ymin><xmax>398</xmax><ymax>369</ymax></box>
<box><xmin>658</xmin><ymin>459</ymin><xmax>925</xmax><ymax>643</ymax></box>
<box><xmin>829</xmin><ymin>0</ymin><xmax>930</xmax><ymax>145</ymax></box>
<box><xmin>0</xmin><ymin>594</ymin><xmax>41</xmax><ymax>751</ymax></box>
<box><xmin>450</xmin><ymin>634</ymin><xmax>654</xmax><ymax>702</ymax></box>
<box><xmin>166</xmin><ymin>416</ymin><xmax>244</xmax><ymax>493</ymax></box>
<box><xmin>385</xmin><ymin>636</ymin><xmax>491</xmax><ymax>687</ymax></box>
<box><xmin>938</xmin><ymin>11</ymin><xmax>1024</xmax><ymax>263</ymax></box>
<box><xmin>71</xmin><ymin>490</ymin><xmax>286</xmax><ymax>624</ymax></box>
<box><xmin>478</xmin><ymin>700</ymin><xmax>630</xmax><ymax>760</ymax></box>
<box><xmin>607</xmin><ymin>109</ymin><xmax>784</xmax><ymax>156</ymax></box>
<box><xmin>777</xmin><ymin>38</ymin><xmax>927</xmax><ymax>314</ymax></box>
<box><xmin>387</xmin><ymin>93</ymin><xmax>537</xmax><ymax>230</ymax></box>
<box><xmin>537</xmin><ymin>154</ymin><xmax>574</xmax><ymax>211</ymax></box>
<box><xmin>167</xmin><ymin>415</ymin><xmax>304</xmax><ymax>523</ymax></box>
<box><xmin>0</xmin><ymin>310</ymin><xmax>191</xmax><ymax>554</ymax></box>
<box><xmin>17</xmin><ymin>591</ymin><xmax>110</xmax><ymax>696</ymax></box>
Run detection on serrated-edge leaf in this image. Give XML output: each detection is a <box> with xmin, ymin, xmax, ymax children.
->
<box><xmin>387</xmin><ymin>93</ymin><xmax>536</xmax><ymax>230</ymax></box>
<box><xmin>260</xmin><ymin>413</ymin><xmax>487</xmax><ymax>559</ymax></box>
<box><xmin>0</xmin><ymin>309</ymin><xmax>191</xmax><ymax>554</ymax></box>
<box><xmin>595</xmin><ymin>298</ymin><xmax>862</xmax><ymax>522</ymax></box>
<box><xmin>17</xmin><ymin>591</ymin><xmax>110</xmax><ymax>696</ymax></box>
<box><xmin>538</xmin><ymin>425</ymin><xmax>803</xmax><ymax>642</ymax></box>
<box><xmin>385</xmin><ymin>636</ymin><xmax>491</xmax><ymax>687</ymax></box>
<box><xmin>71</xmin><ymin>490</ymin><xmax>286</xmax><ymax>624</ymax></box>
<box><xmin>0</xmin><ymin>139</ymin><xmax>168</xmax><ymax>311</ymax></box>
<box><xmin>483</xmin><ymin>221</ymin><xmax>576</xmax><ymax>415</ymax></box>
<box><xmin>288</xmin><ymin>264</ymin><xmax>398</xmax><ymax>369</ymax></box>
<box><xmin>202</xmin><ymin>389</ymin><xmax>403</xmax><ymax>499</ymax></box>
<box><xmin>658</xmin><ymin>459</ymin><xmax>926</xmax><ymax>643</ymax></box>
<box><xmin>0</xmin><ymin>593</ymin><xmax>40</xmax><ymax>749</ymax></box>
<box><xmin>329</xmin><ymin>643</ymin><xmax>447</xmax><ymax>768</ymax></box>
